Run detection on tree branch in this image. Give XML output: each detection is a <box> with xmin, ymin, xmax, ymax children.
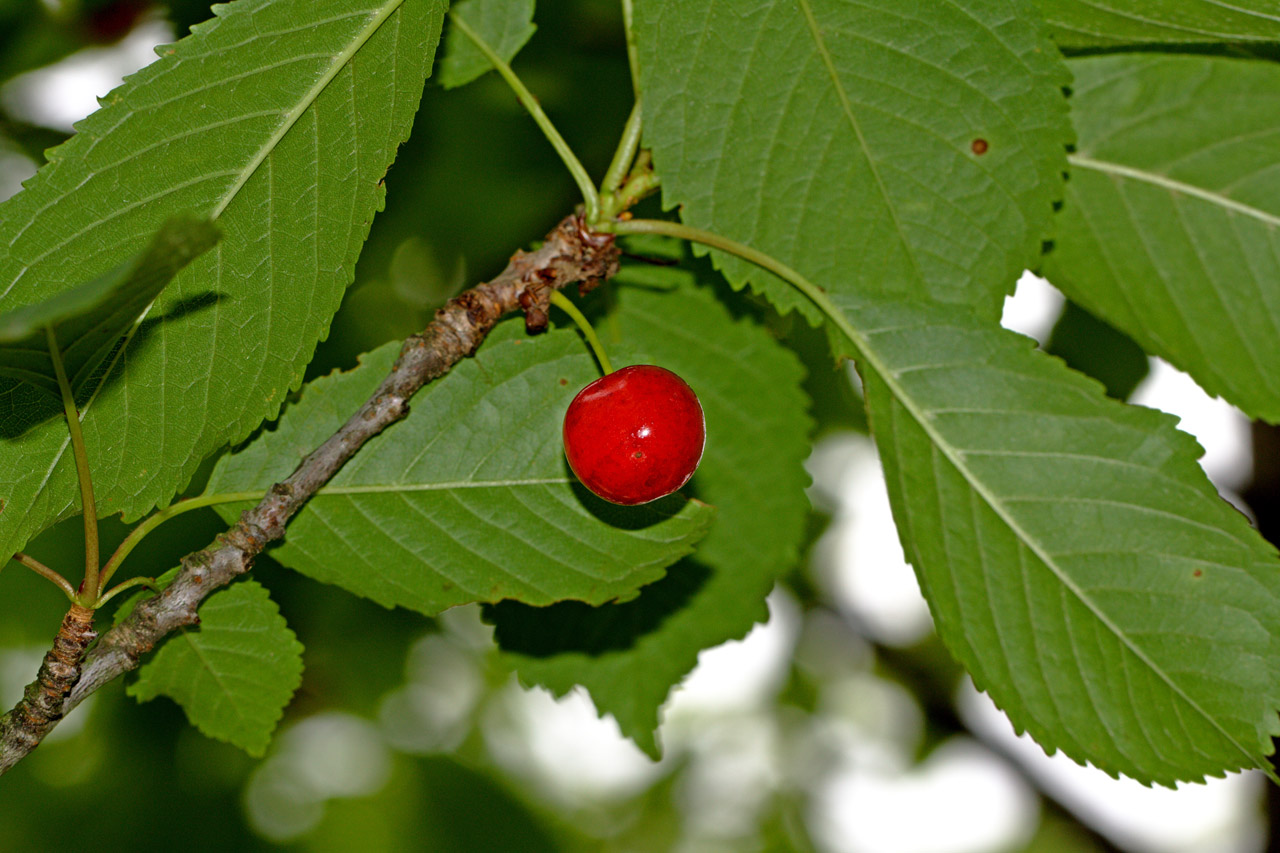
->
<box><xmin>0</xmin><ymin>212</ymin><xmax>620</xmax><ymax>774</ymax></box>
<box><xmin>0</xmin><ymin>605</ymin><xmax>96</xmax><ymax>774</ymax></box>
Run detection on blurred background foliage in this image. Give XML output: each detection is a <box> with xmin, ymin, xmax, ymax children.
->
<box><xmin>0</xmin><ymin>2</ymin><xmax>1271</xmax><ymax>852</ymax></box>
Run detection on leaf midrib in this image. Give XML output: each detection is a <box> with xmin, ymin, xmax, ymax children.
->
<box><xmin>1068</xmin><ymin>152</ymin><xmax>1280</xmax><ymax>228</ymax></box>
<box><xmin>1053</xmin><ymin>1</ymin><xmax>1279</xmax><ymax>39</ymax></box>
<box><xmin>178</xmin><ymin>625</ymin><xmax>253</xmax><ymax>726</ymax></box>
<box><xmin>201</xmin><ymin>479</ymin><xmax>575</xmax><ymax>510</ymax></box>
<box><xmin>794</xmin><ymin>0</ymin><xmax>924</xmax><ymax>286</ymax></box>
<box><xmin>276</xmin><ymin>478</ymin><xmax>571</xmax><ymax>496</ymax></box>
<box><xmin>210</xmin><ymin>0</ymin><xmax>406</xmax><ymax>219</ymax></box>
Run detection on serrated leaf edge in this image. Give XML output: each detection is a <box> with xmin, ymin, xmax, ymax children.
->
<box><xmin>858</xmin><ymin>321</ymin><xmax>1272</xmax><ymax>779</ymax></box>
<box><xmin>128</xmin><ymin>581</ymin><xmax>303</xmax><ymax>755</ymax></box>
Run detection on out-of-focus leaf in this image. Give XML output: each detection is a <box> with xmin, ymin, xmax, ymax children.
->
<box><xmin>1044</xmin><ymin>300</ymin><xmax>1149</xmax><ymax>401</ymax></box>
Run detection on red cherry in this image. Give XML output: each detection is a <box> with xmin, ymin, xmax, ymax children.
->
<box><xmin>563</xmin><ymin>365</ymin><xmax>706</xmax><ymax>506</ymax></box>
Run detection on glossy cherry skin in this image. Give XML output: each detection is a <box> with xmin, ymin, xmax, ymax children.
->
<box><xmin>563</xmin><ymin>365</ymin><xmax>706</xmax><ymax>506</ymax></box>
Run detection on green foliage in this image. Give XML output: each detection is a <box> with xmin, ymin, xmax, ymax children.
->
<box><xmin>0</xmin><ymin>215</ymin><xmax>218</xmax><ymax>397</ymax></box>
<box><xmin>633</xmin><ymin>0</ymin><xmax>1073</xmax><ymax>321</ymax></box>
<box><xmin>1035</xmin><ymin>0</ymin><xmax>1280</xmax><ymax>47</ymax></box>
<box><xmin>0</xmin><ymin>0</ymin><xmax>446</xmax><ymax>562</ymax></box>
<box><xmin>1043</xmin><ymin>54</ymin><xmax>1280</xmax><ymax>422</ymax></box>
<box><xmin>205</xmin><ymin>331</ymin><xmax>714</xmax><ymax>614</ymax></box>
<box><xmin>10</xmin><ymin>0</ymin><xmax>1280</xmax><ymax>830</ymax></box>
<box><xmin>490</xmin><ymin>258</ymin><xmax>811</xmax><ymax>756</ymax></box>
<box><xmin>307</xmin><ymin>756</ymin><xmax>573</xmax><ymax>853</ymax></box>
<box><xmin>439</xmin><ymin>0</ymin><xmax>537</xmax><ymax>89</ymax></box>
<box><xmin>832</xmin><ymin>293</ymin><xmax>1280</xmax><ymax>784</ymax></box>
<box><xmin>128</xmin><ymin>579</ymin><xmax>304</xmax><ymax>756</ymax></box>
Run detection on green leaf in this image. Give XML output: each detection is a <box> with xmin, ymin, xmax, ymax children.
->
<box><xmin>438</xmin><ymin>0</ymin><xmax>536</xmax><ymax>89</ymax></box>
<box><xmin>489</xmin><ymin>259</ymin><xmax>811</xmax><ymax>757</ymax></box>
<box><xmin>1041</xmin><ymin>55</ymin><xmax>1280</xmax><ymax>422</ymax></box>
<box><xmin>833</xmin><ymin>293</ymin><xmax>1280</xmax><ymax>785</ymax></box>
<box><xmin>0</xmin><ymin>215</ymin><xmax>218</xmax><ymax>398</ymax></box>
<box><xmin>128</xmin><ymin>579</ymin><xmax>304</xmax><ymax>756</ymax></box>
<box><xmin>205</xmin><ymin>329</ymin><xmax>715</xmax><ymax>614</ymax></box>
<box><xmin>1033</xmin><ymin>1</ymin><xmax>1280</xmax><ymax>47</ymax></box>
<box><xmin>0</xmin><ymin>0</ymin><xmax>447</xmax><ymax>562</ymax></box>
<box><xmin>633</xmin><ymin>0</ymin><xmax>1072</xmax><ymax>321</ymax></box>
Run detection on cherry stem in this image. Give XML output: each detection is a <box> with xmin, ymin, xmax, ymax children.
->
<box><xmin>549</xmin><ymin>290</ymin><xmax>614</xmax><ymax>375</ymax></box>
<box><xmin>9</xmin><ymin>553</ymin><xmax>76</xmax><ymax>602</ymax></box>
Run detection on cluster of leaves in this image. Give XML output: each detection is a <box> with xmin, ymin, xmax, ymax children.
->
<box><xmin>3</xmin><ymin>0</ymin><xmax>1280</xmax><ymax>792</ymax></box>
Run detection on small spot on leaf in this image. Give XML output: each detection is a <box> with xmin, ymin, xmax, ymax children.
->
<box><xmin>971</xmin><ymin>138</ymin><xmax>989</xmax><ymax>155</ymax></box>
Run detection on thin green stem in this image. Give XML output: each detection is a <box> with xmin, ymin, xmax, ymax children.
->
<box><xmin>607</xmin><ymin>218</ymin><xmax>829</xmax><ymax>313</ymax></box>
<box><xmin>550</xmin><ymin>290</ymin><xmax>614</xmax><ymax>375</ymax></box>
<box><xmin>600</xmin><ymin>102</ymin><xmax>643</xmax><ymax>205</ymax></box>
<box><xmin>622</xmin><ymin>0</ymin><xmax>641</xmax><ymax>101</ymax></box>
<box><xmin>449</xmin><ymin>10</ymin><xmax>600</xmax><ymax>222</ymax></box>
<box><xmin>629</xmin><ymin>149</ymin><xmax>652</xmax><ymax>178</ymax></box>
<box><xmin>608</xmin><ymin>218</ymin><xmax>858</xmax><ymax>354</ymax></box>
<box><xmin>98</xmin><ymin>491</ymin><xmax>262</xmax><ymax>592</ymax></box>
<box><xmin>46</xmin><ymin>326</ymin><xmax>99</xmax><ymax>605</ymax></box>
<box><xmin>612</xmin><ymin>167</ymin><xmax>660</xmax><ymax>215</ymax></box>
<box><xmin>95</xmin><ymin>575</ymin><xmax>160</xmax><ymax>609</ymax></box>
<box><xmin>11</xmin><ymin>553</ymin><xmax>76</xmax><ymax>602</ymax></box>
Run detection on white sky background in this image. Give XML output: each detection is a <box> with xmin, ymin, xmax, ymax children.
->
<box><xmin>1</xmin><ymin>21</ymin><xmax>1268</xmax><ymax>853</ymax></box>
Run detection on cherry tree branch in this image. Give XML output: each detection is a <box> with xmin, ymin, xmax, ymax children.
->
<box><xmin>0</xmin><ymin>213</ymin><xmax>619</xmax><ymax>774</ymax></box>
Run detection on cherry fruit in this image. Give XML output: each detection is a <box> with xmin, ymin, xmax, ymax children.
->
<box><xmin>563</xmin><ymin>365</ymin><xmax>705</xmax><ymax>505</ymax></box>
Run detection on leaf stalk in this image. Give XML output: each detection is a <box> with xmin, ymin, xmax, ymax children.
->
<box><xmin>45</xmin><ymin>326</ymin><xmax>100</xmax><ymax>606</ymax></box>
<box><xmin>621</xmin><ymin>0</ymin><xmax>641</xmax><ymax>101</ymax></box>
<box><xmin>98</xmin><ymin>490</ymin><xmax>262</xmax><ymax>592</ymax></box>
<box><xmin>10</xmin><ymin>553</ymin><xmax>76</xmax><ymax>601</ymax></box>
<box><xmin>449</xmin><ymin>10</ymin><xmax>600</xmax><ymax>222</ymax></box>
<box><xmin>95</xmin><ymin>575</ymin><xmax>160</xmax><ymax>609</ymax></box>
<box><xmin>600</xmin><ymin>102</ymin><xmax>643</xmax><ymax>203</ymax></box>
<box><xmin>606</xmin><ymin>218</ymin><xmax>838</xmax><ymax>329</ymax></box>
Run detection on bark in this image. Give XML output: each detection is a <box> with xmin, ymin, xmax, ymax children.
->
<box><xmin>0</xmin><ymin>605</ymin><xmax>96</xmax><ymax>774</ymax></box>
